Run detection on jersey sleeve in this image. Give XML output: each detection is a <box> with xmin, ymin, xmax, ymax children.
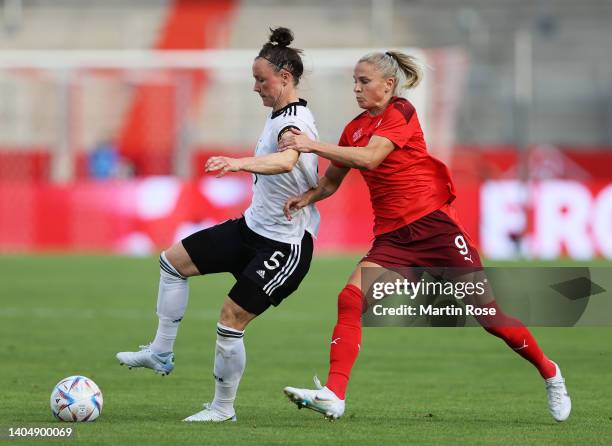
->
<box><xmin>372</xmin><ymin>106</ymin><xmax>418</xmax><ymax>149</ymax></box>
<box><xmin>338</xmin><ymin>130</ymin><xmax>350</xmax><ymax>146</ymax></box>
<box><xmin>275</xmin><ymin>115</ymin><xmax>316</xmax><ymax>142</ymax></box>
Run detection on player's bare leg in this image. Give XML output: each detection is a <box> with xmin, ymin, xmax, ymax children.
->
<box><xmin>164</xmin><ymin>242</ymin><xmax>200</xmax><ymax>277</ymax></box>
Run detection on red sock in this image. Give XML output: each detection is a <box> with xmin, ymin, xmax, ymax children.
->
<box><xmin>326</xmin><ymin>284</ymin><xmax>364</xmax><ymax>399</ymax></box>
<box><xmin>476</xmin><ymin>301</ymin><xmax>556</xmax><ymax>379</ymax></box>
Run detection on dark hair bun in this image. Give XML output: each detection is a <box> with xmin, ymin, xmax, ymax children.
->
<box><xmin>269</xmin><ymin>27</ymin><xmax>293</xmax><ymax>47</ymax></box>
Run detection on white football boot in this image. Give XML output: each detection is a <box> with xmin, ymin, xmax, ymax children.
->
<box><xmin>284</xmin><ymin>377</ymin><xmax>345</xmax><ymax>420</ymax></box>
<box><xmin>545</xmin><ymin>361</ymin><xmax>571</xmax><ymax>422</ymax></box>
<box><xmin>183</xmin><ymin>403</ymin><xmax>237</xmax><ymax>422</ymax></box>
<box><xmin>116</xmin><ymin>344</ymin><xmax>175</xmax><ymax>376</ymax></box>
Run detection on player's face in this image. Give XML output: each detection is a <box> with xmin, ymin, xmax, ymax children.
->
<box><xmin>353</xmin><ymin>62</ymin><xmax>394</xmax><ymax>112</ymax></box>
<box><xmin>252</xmin><ymin>58</ymin><xmax>288</xmax><ymax>109</ymax></box>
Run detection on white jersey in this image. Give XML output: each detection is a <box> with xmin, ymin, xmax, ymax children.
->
<box><xmin>244</xmin><ymin>99</ymin><xmax>320</xmax><ymax>245</ymax></box>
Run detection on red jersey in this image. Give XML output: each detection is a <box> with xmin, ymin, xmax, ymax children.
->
<box><xmin>336</xmin><ymin>97</ymin><xmax>455</xmax><ymax>236</ymax></box>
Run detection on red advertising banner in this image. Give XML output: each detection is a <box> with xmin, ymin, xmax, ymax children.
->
<box><xmin>2</xmin><ymin>175</ymin><xmax>612</xmax><ymax>260</ymax></box>
<box><xmin>2</xmin><ymin>149</ymin><xmax>612</xmax><ymax>259</ymax></box>
<box><xmin>0</xmin><ymin>170</ymin><xmax>376</xmax><ymax>254</ymax></box>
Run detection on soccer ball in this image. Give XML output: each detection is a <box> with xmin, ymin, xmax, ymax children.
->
<box><xmin>50</xmin><ymin>375</ymin><xmax>103</xmax><ymax>422</ymax></box>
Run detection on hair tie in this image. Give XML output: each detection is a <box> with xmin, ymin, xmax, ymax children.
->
<box><xmin>260</xmin><ymin>55</ymin><xmax>293</xmax><ymax>76</ymax></box>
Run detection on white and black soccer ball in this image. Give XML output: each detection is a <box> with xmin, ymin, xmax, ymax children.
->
<box><xmin>50</xmin><ymin>375</ymin><xmax>103</xmax><ymax>422</ymax></box>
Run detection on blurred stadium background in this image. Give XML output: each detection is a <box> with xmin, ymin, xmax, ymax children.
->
<box><xmin>1</xmin><ymin>0</ymin><xmax>611</xmax><ymax>260</ymax></box>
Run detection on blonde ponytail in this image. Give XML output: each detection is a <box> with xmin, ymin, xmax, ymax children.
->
<box><xmin>385</xmin><ymin>51</ymin><xmax>422</xmax><ymax>90</ymax></box>
<box><xmin>358</xmin><ymin>50</ymin><xmax>423</xmax><ymax>94</ymax></box>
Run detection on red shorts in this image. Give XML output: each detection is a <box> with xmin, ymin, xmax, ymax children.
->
<box><xmin>362</xmin><ymin>204</ymin><xmax>482</xmax><ymax>269</ymax></box>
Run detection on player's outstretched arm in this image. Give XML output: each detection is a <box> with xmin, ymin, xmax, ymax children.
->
<box><xmin>284</xmin><ymin>164</ymin><xmax>349</xmax><ymax>220</ymax></box>
<box><xmin>279</xmin><ymin>129</ymin><xmax>395</xmax><ymax>170</ymax></box>
<box><xmin>205</xmin><ymin>150</ymin><xmax>299</xmax><ymax>177</ymax></box>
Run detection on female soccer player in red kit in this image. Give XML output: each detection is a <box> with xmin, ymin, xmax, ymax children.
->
<box><xmin>279</xmin><ymin>50</ymin><xmax>571</xmax><ymax>422</ymax></box>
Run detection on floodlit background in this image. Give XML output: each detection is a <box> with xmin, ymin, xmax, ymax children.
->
<box><xmin>1</xmin><ymin>0</ymin><xmax>611</xmax><ymax>258</ymax></box>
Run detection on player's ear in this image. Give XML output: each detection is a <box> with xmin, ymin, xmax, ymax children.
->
<box><xmin>385</xmin><ymin>77</ymin><xmax>395</xmax><ymax>93</ymax></box>
<box><xmin>280</xmin><ymin>70</ymin><xmax>291</xmax><ymax>86</ymax></box>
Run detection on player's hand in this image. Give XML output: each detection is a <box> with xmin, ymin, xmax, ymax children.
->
<box><xmin>278</xmin><ymin>128</ymin><xmax>314</xmax><ymax>153</ymax></box>
<box><xmin>284</xmin><ymin>194</ymin><xmax>310</xmax><ymax>221</ymax></box>
<box><xmin>205</xmin><ymin>156</ymin><xmax>242</xmax><ymax>177</ymax></box>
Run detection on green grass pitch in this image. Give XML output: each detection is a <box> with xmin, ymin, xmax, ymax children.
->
<box><xmin>1</xmin><ymin>255</ymin><xmax>611</xmax><ymax>445</ymax></box>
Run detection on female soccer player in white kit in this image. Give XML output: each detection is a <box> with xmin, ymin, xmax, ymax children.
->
<box><xmin>116</xmin><ymin>27</ymin><xmax>320</xmax><ymax>422</ymax></box>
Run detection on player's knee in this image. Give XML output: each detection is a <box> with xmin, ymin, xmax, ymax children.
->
<box><xmin>219</xmin><ymin>303</ymin><xmax>237</xmax><ymax>326</ymax></box>
<box><xmin>219</xmin><ymin>298</ymin><xmax>254</xmax><ymax>331</ymax></box>
<box><xmin>162</xmin><ymin>243</ymin><xmax>198</xmax><ymax>277</ymax></box>
<box><xmin>158</xmin><ymin>250</ymin><xmax>188</xmax><ymax>281</ymax></box>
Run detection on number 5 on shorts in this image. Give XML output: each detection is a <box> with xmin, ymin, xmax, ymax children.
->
<box><xmin>264</xmin><ymin>251</ymin><xmax>285</xmax><ymax>270</ymax></box>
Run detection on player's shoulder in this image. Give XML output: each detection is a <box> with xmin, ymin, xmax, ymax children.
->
<box><xmin>386</xmin><ymin>96</ymin><xmax>417</xmax><ymax>123</ymax></box>
<box><xmin>272</xmin><ymin>99</ymin><xmax>316</xmax><ymax>134</ymax></box>
<box><xmin>343</xmin><ymin>110</ymin><xmax>369</xmax><ymax>132</ymax></box>
<box><xmin>348</xmin><ymin>110</ymin><xmax>369</xmax><ymax>124</ymax></box>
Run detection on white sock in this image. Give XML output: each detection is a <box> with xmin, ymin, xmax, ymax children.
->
<box><xmin>150</xmin><ymin>252</ymin><xmax>188</xmax><ymax>354</ymax></box>
<box><xmin>211</xmin><ymin>323</ymin><xmax>246</xmax><ymax>416</ymax></box>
